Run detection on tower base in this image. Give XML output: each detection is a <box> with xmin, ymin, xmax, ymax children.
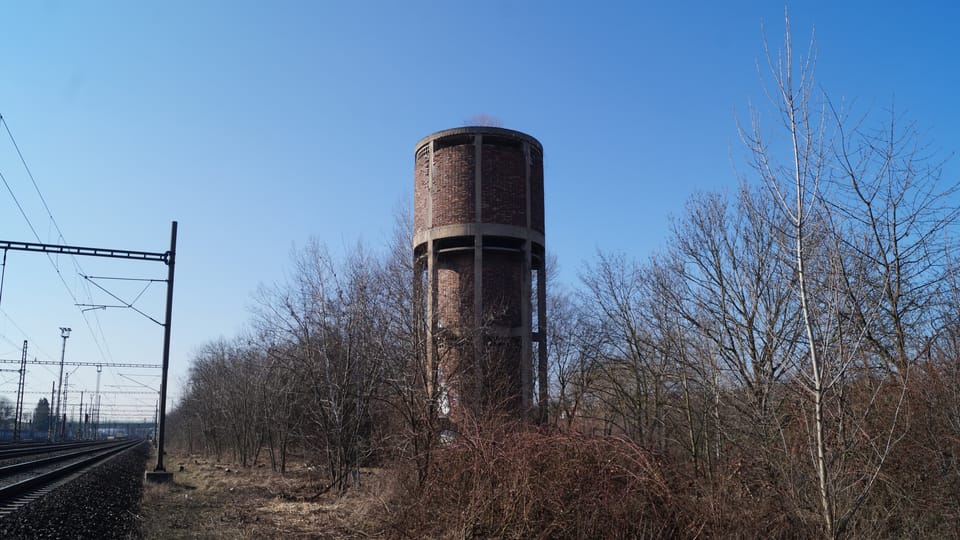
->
<box><xmin>145</xmin><ymin>470</ymin><xmax>174</xmax><ymax>483</ymax></box>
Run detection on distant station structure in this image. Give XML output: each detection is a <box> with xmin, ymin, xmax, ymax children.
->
<box><xmin>413</xmin><ymin>126</ymin><xmax>547</xmax><ymax>422</ymax></box>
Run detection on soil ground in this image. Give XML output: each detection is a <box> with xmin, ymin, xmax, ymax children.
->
<box><xmin>138</xmin><ymin>450</ymin><xmax>389</xmax><ymax>539</ymax></box>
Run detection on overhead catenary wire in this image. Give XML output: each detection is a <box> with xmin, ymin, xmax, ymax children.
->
<box><xmin>0</xmin><ymin>113</ymin><xmax>115</xmax><ymax>365</ymax></box>
<box><xmin>1</xmin><ymin>113</ymin><xmax>110</xmax><ymax>332</ymax></box>
<box><xmin>2</xmin><ymin>114</ymin><xmax>67</xmax><ymax>244</ymax></box>
<box><xmin>0</xmin><ymin>114</ymin><xmax>176</xmax><ymax>434</ymax></box>
<box><xmin>0</xmin><ymin>307</ymin><xmax>57</xmax><ymax>361</ymax></box>
<box><xmin>82</xmin><ymin>275</ymin><xmax>163</xmax><ymax>326</ymax></box>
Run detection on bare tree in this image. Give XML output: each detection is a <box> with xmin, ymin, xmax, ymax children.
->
<box><xmin>830</xmin><ymin>104</ymin><xmax>958</xmax><ymax>373</ymax></box>
<box><xmin>735</xmin><ymin>12</ymin><xmax>957</xmax><ymax>536</ymax></box>
<box><xmin>742</xmin><ymin>17</ymin><xmax>849</xmax><ymax>535</ymax></box>
<box><xmin>255</xmin><ymin>240</ymin><xmax>387</xmax><ymax>493</ymax></box>
<box><xmin>579</xmin><ymin>252</ymin><xmax>678</xmax><ymax>449</ymax></box>
<box><xmin>546</xmin><ymin>287</ymin><xmax>603</xmax><ymax>431</ymax></box>
<box><xmin>376</xmin><ymin>206</ymin><xmax>441</xmax><ymax>487</ymax></box>
<box><xmin>667</xmin><ymin>187</ymin><xmax>802</xmax><ymax>457</ymax></box>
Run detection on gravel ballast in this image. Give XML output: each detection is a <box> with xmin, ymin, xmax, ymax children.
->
<box><xmin>0</xmin><ymin>441</ymin><xmax>150</xmax><ymax>539</ymax></box>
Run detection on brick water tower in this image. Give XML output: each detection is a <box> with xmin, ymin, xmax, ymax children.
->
<box><xmin>413</xmin><ymin>126</ymin><xmax>547</xmax><ymax>423</ymax></box>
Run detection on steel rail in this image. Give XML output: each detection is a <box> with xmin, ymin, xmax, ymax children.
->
<box><xmin>0</xmin><ymin>440</ymin><xmax>141</xmax><ymax>506</ymax></box>
<box><xmin>0</xmin><ymin>441</ymin><xmax>123</xmax><ymax>468</ymax></box>
<box><xmin>0</xmin><ymin>440</ymin><xmax>107</xmax><ymax>460</ymax></box>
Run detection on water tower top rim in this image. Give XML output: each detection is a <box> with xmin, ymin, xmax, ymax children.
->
<box><xmin>415</xmin><ymin>127</ymin><xmax>542</xmax><ymax>153</ymax></box>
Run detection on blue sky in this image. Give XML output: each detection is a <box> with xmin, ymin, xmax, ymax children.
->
<box><xmin>0</xmin><ymin>1</ymin><xmax>957</xmax><ymax>421</ymax></box>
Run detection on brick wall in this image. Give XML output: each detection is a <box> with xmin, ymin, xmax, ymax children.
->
<box><xmin>530</xmin><ymin>146</ymin><xmax>545</xmax><ymax>234</ymax></box>
<box><xmin>417</xmin><ymin>135</ymin><xmax>543</xmax><ymax>232</ymax></box>
<box><xmin>480</xmin><ymin>143</ymin><xmax>525</xmax><ymax>226</ymax></box>
<box><xmin>413</xmin><ymin>145</ymin><xmax>430</xmax><ymax>235</ymax></box>
<box><xmin>481</xmin><ymin>250</ymin><xmax>522</xmax><ymax>327</ymax></box>
<box><xmin>481</xmin><ymin>336</ymin><xmax>523</xmax><ymax>411</ymax></box>
<box><xmin>432</xmin><ymin>143</ymin><xmax>475</xmax><ymax>227</ymax></box>
<box><xmin>436</xmin><ymin>252</ymin><xmax>474</xmax><ymax>331</ymax></box>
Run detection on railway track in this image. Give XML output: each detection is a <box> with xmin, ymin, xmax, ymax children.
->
<box><xmin>0</xmin><ymin>439</ymin><xmax>143</xmax><ymax>517</ymax></box>
<box><xmin>0</xmin><ymin>439</ymin><xmax>110</xmax><ymax>460</ymax></box>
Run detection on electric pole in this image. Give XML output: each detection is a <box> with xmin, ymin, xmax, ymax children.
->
<box><xmin>147</xmin><ymin>221</ymin><xmax>176</xmax><ymax>482</ymax></box>
<box><xmin>78</xmin><ymin>391</ymin><xmax>84</xmax><ymax>440</ymax></box>
<box><xmin>14</xmin><ymin>340</ymin><xmax>27</xmax><ymax>441</ymax></box>
<box><xmin>94</xmin><ymin>364</ymin><xmax>102</xmax><ymax>440</ymax></box>
<box><xmin>63</xmin><ymin>372</ymin><xmax>70</xmax><ymax>439</ymax></box>
<box><xmin>48</xmin><ymin>381</ymin><xmax>55</xmax><ymax>441</ymax></box>
<box><xmin>53</xmin><ymin>327</ymin><xmax>70</xmax><ymax>442</ymax></box>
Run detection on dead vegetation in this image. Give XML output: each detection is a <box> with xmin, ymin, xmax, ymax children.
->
<box><xmin>139</xmin><ymin>451</ymin><xmax>389</xmax><ymax>539</ymax></box>
<box><xmin>386</xmin><ymin>423</ymin><xmax>683</xmax><ymax>539</ymax></box>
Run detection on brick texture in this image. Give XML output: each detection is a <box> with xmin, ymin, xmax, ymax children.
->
<box><xmin>413</xmin><ymin>145</ymin><xmax>430</xmax><ymax>235</ymax></box>
<box><xmin>436</xmin><ymin>252</ymin><xmax>474</xmax><ymax>331</ymax></box>
<box><xmin>480</xmin><ymin>143</ymin><xmax>525</xmax><ymax>226</ymax></box>
<box><xmin>413</xmin><ymin>128</ymin><xmax>544</xmax><ymax>421</ymax></box>
<box><xmin>432</xmin><ymin>143</ymin><xmax>475</xmax><ymax>227</ymax></box>
<box><xmin>481</xmin><ymin>336</ymin><xmax>523</xmax><ymax>411</ymax></box>
<box><xmin>530</xmin><ymin>146</ymin><xmax>545</xmax><ymax>234</ymax></box>
<box><xmin>481</xmin><ymin>250</ymin><xmax>522</xmax><ymax>327</ymax></box>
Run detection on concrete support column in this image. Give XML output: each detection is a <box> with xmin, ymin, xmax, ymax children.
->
<box><xmin>472</xmin><ymin>135</ymin><xmax>484</xmax><ymax>410</ymax></box>
<box><xmin>537</xmin><ymin>257</ymin><xmax>548</xmax><ymax>424</ymax></box>
<box><xmin>520</xmin><ymin>140</ymin><xmax>533</xmax><ymax>418</ymax></box>
<box><xmin>520</xmin><ymin>240</ymin><xmax>532</xmax><ymax>417</ymax></box>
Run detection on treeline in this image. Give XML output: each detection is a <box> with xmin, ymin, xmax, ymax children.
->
<box><xmin>167</xmin><ymin>34</ymin><xmax>960</xmax><ymax>539</ymax></box>
<box><xmin>167</xmin><ymin>233</ymin><xmax>422</xmax><ymax>493</ymax></box>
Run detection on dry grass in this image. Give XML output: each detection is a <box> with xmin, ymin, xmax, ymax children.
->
<box><xmin>139</xmin><ymin>451</ymin><xmax>388</xmax><ymax>539</ymax></box>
